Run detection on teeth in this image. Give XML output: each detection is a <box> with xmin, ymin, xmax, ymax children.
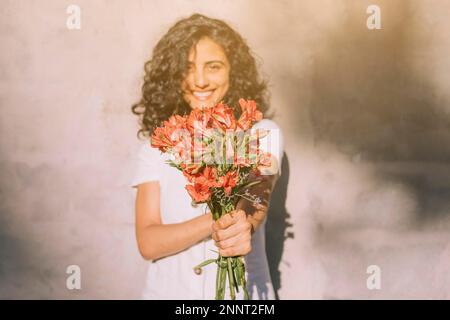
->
<box><xmin>193</xmin><ymin>91</ymin><xmax>213</xmax><ymax>99</ymax></box>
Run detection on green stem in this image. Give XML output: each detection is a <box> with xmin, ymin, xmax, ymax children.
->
<box><xmin>206</xmin><ymin>199</ymin><xmax>251</xmax><ymax>300</ymax></box>
<box><xmin>239</xmin><ymin>179</ymin><xmax>262</xmax><ymax>190</ymax></box>
<box><xmin>227</xmin><ymin>257</ymin><xmax>235</xmax><ymax>300</ymax></box>
<box><xmin>215</xmin><ymin>258</ymin><xmax>220</xmax><ymax>299</ymax></box>
<box><xmin>237</xmin><ymin>257</ymin><xmax>250</xmax><ymax>300</ymax></box>
<box><xmin>216</xmin><ymin>256</ymin><xmax>227</xmax><ymax>300</ymax></box>
<box><xmin>231</xmin><ymin>257</ymin><xmax>240</xmax><ymax>293</ymax></box>
<box><xmin>234</xmin><ymin>193</ymin><xmax>257</xmax><ymax>202</ymax></box>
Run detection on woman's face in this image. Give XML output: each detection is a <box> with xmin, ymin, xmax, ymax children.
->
<box><xmin>181</xmin><ymin>37</ymin><xmax>231</xmax><ymax>110</ymax></box>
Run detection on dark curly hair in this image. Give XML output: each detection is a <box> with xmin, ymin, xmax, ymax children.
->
<box><xmin>131</xmin><ymin>13</ymin><xmax>272</xmax><ymax>139</ymax></box>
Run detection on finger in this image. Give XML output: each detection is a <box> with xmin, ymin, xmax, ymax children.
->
<box><xmin>212</xmin><ymin>213</ymin><xmax>234</xmax><ymax>232</ymax></box>
<box><xmin>219</xmin><ymin>241</ymin><xmax>252</xmax><ymax>257</ymax></box>
<box><xmin>213</xmin><ymin>223</ymin><xmax>252</xmax><ymax>249</ymax></box>
<box><xmin>212</xmin><ymin>219</ymin><xmax>251</xmax><ymax>242</ymax></box>
<box><xmin>214</xmin><ymin>226</ymin><xmax>252</xmax><ymax>250</ymax></box>
<box><xmin>230</xmin><ymin>209</ymin><xmax>246</xmax><ymax>222</ymax></box>
<box><xmin>219</xmin><ymin>210</ymin><xmax>245</xmax><ymax>230</ymax></box>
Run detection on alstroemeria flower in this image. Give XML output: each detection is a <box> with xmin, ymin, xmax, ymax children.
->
<box><xmin>171</xmin><ymin>129</ymin><xmax>193</xmax><ymax>163</ymax></box>
<box><xmin>151</xmin><ymin>114</ymin><xmax>188</xmax><ymax>152</ymax></box>
<box><xmin>180</xmin><ymin>163</ymin><xmax>203</xmax><ymax>181</ymax></box>
<box><xmin>185</xmin><ymin>167</ymin><xmax>222</xmax><ymax>202</ymax></box>
<box><xmin>219</xmin><ymin>170</ymin><xmax>238</xmax><ymax>195</ymax></box>
<box><xmin>198</xmin><ymin>166</ymin><xmax>222</xmax><ymax>188</ymax></box>
<box><xmin>151</xmin><ymin>126</ymin><xmax>176</xmax><ymax>152</ymax></box>
<box><xmin>185</xmin><ymin>166</ymin><xmax>220</xmax><ymax>187</ymax></box>
<box><xmin>211</xmin><ymin>102</ymin><xmax>237</xmax><ymax>132</ymax></box>
<box><xmin>166</xmin><ymin>114</ymin><xmax>187</xmax><ymax>130</ymax></box>
<box><xmin>185</xmin><ymin>181</ymin><xmax>212</xmax><ymax>202</ymax></box>
<box><xmin>187</xmin><ymin>107</ymin><xmax>213</xmax><ymax>137</ymax></box>
<box><xmin>237</xmin><ymin>99</ymin><xmax>263</xmax><ymax>131</ymax></box>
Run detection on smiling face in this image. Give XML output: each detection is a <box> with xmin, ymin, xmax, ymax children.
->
<box><xmin>181</xmin><ymin>37</ymin><xmax>231</xmax><ymax>110</ymax></box>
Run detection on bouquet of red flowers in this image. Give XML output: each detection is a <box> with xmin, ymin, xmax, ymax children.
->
<box><xmin>150</xmin><ymin>98</ymin><xmax>272</xmax><ymax>300</ymax></box>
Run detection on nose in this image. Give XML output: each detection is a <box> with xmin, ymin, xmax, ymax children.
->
<box><xmin>194</xmin><ymin>68</ymin><xmax>209</xmax><ymax>89</ymax></box>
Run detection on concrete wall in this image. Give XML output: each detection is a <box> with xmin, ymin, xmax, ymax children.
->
<box><xmin>0</xmin><ymin>0</ymin><xmax>449</xmax><ymax>299</ymax></box>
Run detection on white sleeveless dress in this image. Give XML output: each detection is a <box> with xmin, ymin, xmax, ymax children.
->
<box><xmin>130</xmin><ymin>119</ymin><xmax>284</xmax><ymax>300</ymax></box>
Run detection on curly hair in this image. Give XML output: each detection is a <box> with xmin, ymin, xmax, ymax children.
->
<box><xmin>131</xmin><ymin>13</ymin><xmax>272</xmax><ymax>139</ymax></box>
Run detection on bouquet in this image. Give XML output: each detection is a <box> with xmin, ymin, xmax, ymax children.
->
<box><xmin>150</xmin><ymin>98</ymin><xmax>273</xmax><ymax>300</ymax></box>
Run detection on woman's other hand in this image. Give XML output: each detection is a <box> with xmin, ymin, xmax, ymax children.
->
<box><xmin>211</xmin><ymin>209</ymin><xmax>253</xmax><ymax>257</ymax></box>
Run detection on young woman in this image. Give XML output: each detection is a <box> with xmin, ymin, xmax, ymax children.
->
<box><xmin>130</xmin><ymin>13</ymin><xmax>284</xmax><ymax>300</ymax></box>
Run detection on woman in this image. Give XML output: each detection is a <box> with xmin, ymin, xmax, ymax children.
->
<box><xmin>130</xmin><ymin>13</ymin><xmax>284</xmax><ymax>299</ymax></box>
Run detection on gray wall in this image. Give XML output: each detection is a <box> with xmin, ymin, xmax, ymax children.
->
<box><xmin>1</xmin><ymin>0</ymin><xmax>449</xmax><ymax>299</ymax></box>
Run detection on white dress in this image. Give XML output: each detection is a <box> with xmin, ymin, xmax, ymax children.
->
<box><xmin>130</xmin><ymin>119</ymin><xmax>284</xmax><ymax>300</ymax></box>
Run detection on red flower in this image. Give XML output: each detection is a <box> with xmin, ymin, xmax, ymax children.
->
<box><xmin>187</xmin><ymin>107</ymin><xmax>213</xmax><ymax>137</ymax></box>
<box><xmin>151</xmin><ymin>114</ymin><xmax>188</xmax><ymax>152</ymax></box>
<box><xmin>219</xmin><ymin>170</ymin><xmax>239</xmax><ymax>195</ymax></box>
<box><xmin>151</xmin><ymin>99</ymin><xmax>268</xmax><ymax>203</ymax></box>
<box><xmin>211</xmin><ymin>102</ymin><xmax>237</xmax><ymax>132</ymax></box>
<box><xmin>194</xmin><ymin>166</ymin><xmax>221</xmax><ymax>187</ymax></box>
<box><xmin>181</xmin><ymin>163</ymin><xmax>203</xmax><ymax>181</ymax></box>
<box><xmin>151</xmin><ymin>126</ymin><xmax>174</xmax><ymax>152</ymax></box>
<box><xmin>167</xmin><ymin>114</ymin><xmax>187</xmax><ymax>130</ymax></box>
<box><xmin>237</xmin><ymin>99</ymin><xmax>263</xmax><ymax>131</ymax></box>
<box><xmin>184</xmin><ymin>167</ymin><xmax>221</xmax><ymax>202</ymax></box>
<box><xmin>185</xmin><ymin>182</ymin><xmax>211</xmax><ymax>202</ymax></box>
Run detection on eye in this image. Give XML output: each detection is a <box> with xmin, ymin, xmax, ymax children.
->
<box><xmin>186</xmin><ymin>64</ymin><xmax>195</xmax><ymax>72</ymax></box>
<box><xmin>208</xmin><ymin>64</ymin><xmax>221</xmax><ymax>71</ymax></box>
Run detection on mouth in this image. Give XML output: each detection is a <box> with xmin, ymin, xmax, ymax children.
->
<box><xmin>192</xmin><ymin>90</ymin><xmax>215</xmax><ymax>101</ymax></box>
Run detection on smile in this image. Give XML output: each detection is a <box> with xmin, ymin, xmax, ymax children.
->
<box><xmin>192</xmin><ymin>90</ymin><xmax>214</xmax><ymax>101</ymax></box>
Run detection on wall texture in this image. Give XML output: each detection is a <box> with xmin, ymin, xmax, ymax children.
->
<box><xmin>0</xmin><ymin>0</ymin><xmax>449</xmax><ymax>299</ymax></box>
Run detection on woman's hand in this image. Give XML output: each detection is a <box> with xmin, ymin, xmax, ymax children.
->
<box><xmin>211</xmin><ymin>209</ymin><xmax>253</xmax><ymax>257</ymax></box>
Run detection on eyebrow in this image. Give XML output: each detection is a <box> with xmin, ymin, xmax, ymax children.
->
<box><xmin>205</xmin><ymin>60</ymin><xmax>225</xmax><ymax>65</ymax></box>
<box><xmin>188</xmin><ymin>60</ymin><xmax>225</xmax><ymax>66</ymax></box>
